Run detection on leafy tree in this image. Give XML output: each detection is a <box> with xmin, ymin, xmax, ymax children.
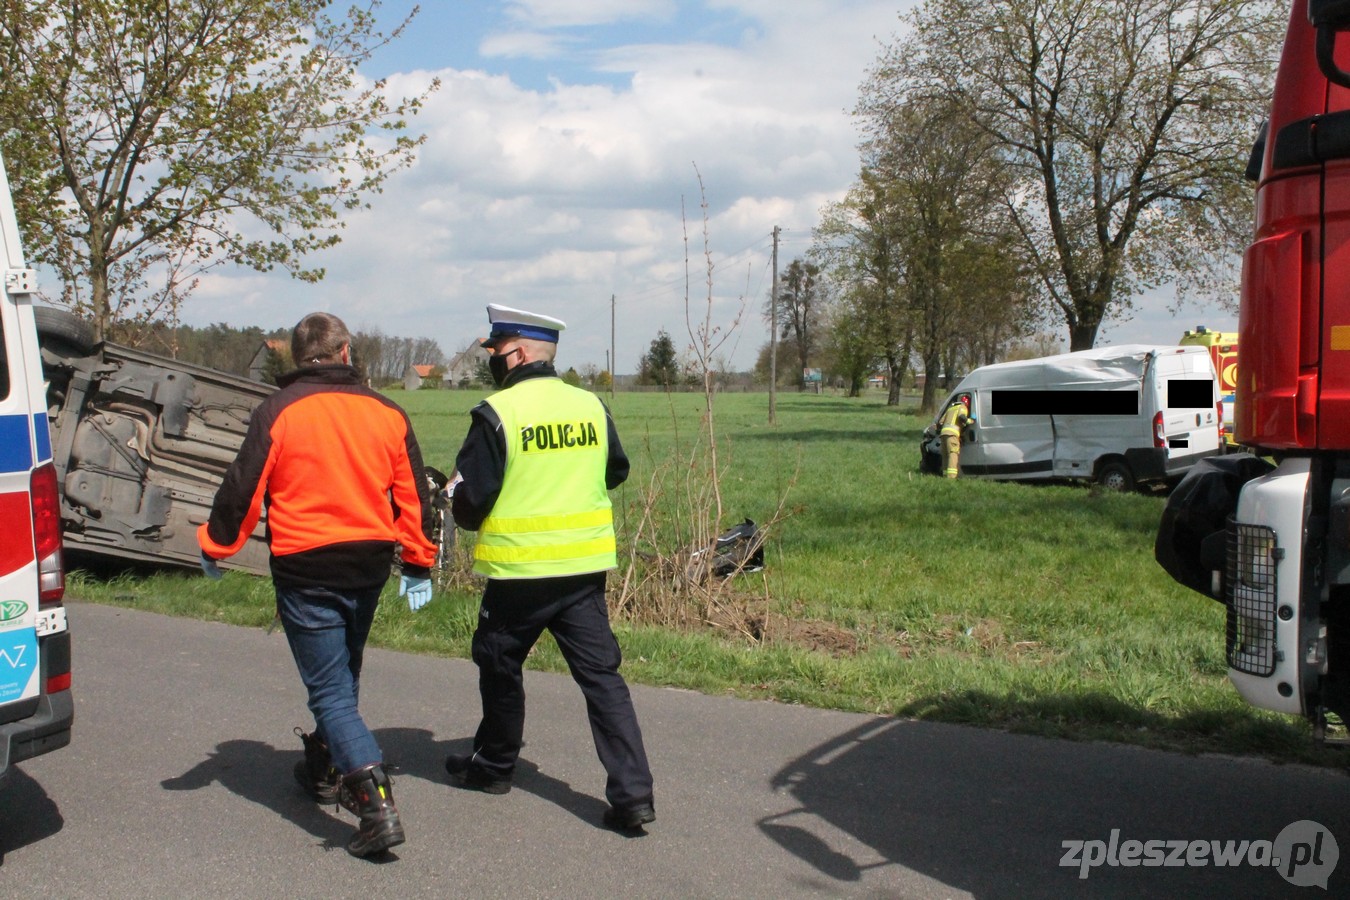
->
<box><xmin>862</xmin><ymin>0</ymin><xmax>1283</xmax><ymax>349</ymax></box>
<box><xmin>824</xmin><ymin>285</ymin><xmax>883</xmax><ymax>397</ymax></box>
<box><xmin>562</xmin><ymin>367</ymin><xmax>583</xmax><ymax>387</ymax></box>
<box><xmin>260</xmin><ymin>342</ymin><xmax>293</xmax><ymax>386</ymax></box>
<box><xmin>752</xmin><ymin>339</ymin><xmax>798</xmax><ymax>387</ymax></box>
<box><xmin>418</xmin><ymin>365</ymin><xmax>445</xmax><ymax>388</ymax></box>
<box><xmin>637</xmin><ymin>329</ymin><xmax>680</xmax><ymax>388</ymax></box>
<box><xmin>764</xmin><ymin>258</ymin><xmax>825</xmax><ymax>388</ymax></box>
<box><xmin>474</xmin><ymin>358</ymin><xmax>493</xmax><ymax>386</ymax></box>
<box><xmin>814</xmin><ymin>169</ymin><xmax>913</xmax><ymax>405</ymax></box>
<box><xmin>0</xmin><ymin>0</ymin><xmax>438</xmax><ymax>340</ymax></box>
<box><xmin>594</xmin><ymin>369</ymin><xmax>613</xmax><ymax>391</ymax></box>
<box><xmin>859</xmin><ymin>95</ymin><xmax>1036</xmax><ymax>411</ymax></box>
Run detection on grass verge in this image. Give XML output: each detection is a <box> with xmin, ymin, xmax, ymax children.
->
<box><xmin>66</xmin><ymin>389</ymin><xmax>1350</xmax><ymax>769</ymax></box>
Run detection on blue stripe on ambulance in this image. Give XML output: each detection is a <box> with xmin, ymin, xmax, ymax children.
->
<box><xmin>0</xmin><ymin>414</ymin><xmax>34</xmax><ymax>473</ymax></box>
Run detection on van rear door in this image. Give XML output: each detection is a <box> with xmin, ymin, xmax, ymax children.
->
<box><xmin>0</xmin><ymin>278</ymin><xmax>46</xmax><ymax>725</ymax></box>
<box><xmin>0</xmin><ymin>151</ymin><xmax>72</xmax><ymax>783</ymax></box>
<box><xmin>1152</xmin><ymin>347</ymin><xmax>1222</xmax><ymax>470</ymax></box>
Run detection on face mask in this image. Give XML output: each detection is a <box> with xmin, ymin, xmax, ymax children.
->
<box><xmin>488</xmin><ymin>347</ymin><xmax>519</xmax><ymax>387</ymax></box>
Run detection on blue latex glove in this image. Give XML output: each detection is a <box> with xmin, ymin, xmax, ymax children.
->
<box><xmin>400</xmin><ymin>574</ymin><xmax>433</xmax><ymax>612</ymax></box>
<box><xmin>200</xmin><ymin>552</ymin><xmax>223</xmax><ymax>580</ymax></box>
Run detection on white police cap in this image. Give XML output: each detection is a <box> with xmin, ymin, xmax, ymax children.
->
<box><xmin>483</xmin><ymin>303</ymin><xmax>567</xmax><ymax>347</ymax></box>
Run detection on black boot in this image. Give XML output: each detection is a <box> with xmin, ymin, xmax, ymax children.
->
<box><xmin>338</xmin><ymin>763</ymin><xmax>405</xmax><ymax>858</ymax></box>
<box><xmin>292</xmin><ymin>727</ymin><xmax>339</xmax><ymax>804</ymax></box>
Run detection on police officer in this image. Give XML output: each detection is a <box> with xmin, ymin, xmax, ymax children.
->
<box><xmin>939</xmin><ymin>393</ymin><xmax>975</xmax><ymax>478</ymax></box>
<box><xmin>199</xmin><ymin>311</ymin><xmax>437</xmax><ymax>858</ymax></box>
<box><xmin>445</xmin><ymin>303</ymin><xmax>655</xmax><ymax>831</ymax></box>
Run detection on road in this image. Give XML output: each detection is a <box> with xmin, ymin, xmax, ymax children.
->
<box><xmin>3</xmin><ymin>602</ymin><xmax>1350</xmax><ymax>898</ymax></box>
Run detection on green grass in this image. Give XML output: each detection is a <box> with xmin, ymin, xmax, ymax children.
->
<box><xmin>66</xmin><ymin>388</ymin><xmax>1348</xmax><ymax>767</ymax></box>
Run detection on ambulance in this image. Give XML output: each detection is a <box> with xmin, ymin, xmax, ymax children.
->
<box><xmin>1178</xmin><ymin>326</ymin><xmax>1238</xmax><ymax>447</ymax></box>
<box><xmin>0</xmin><ymin>152</ymin><xmax>73</xmax><ymax>784</ymax></box>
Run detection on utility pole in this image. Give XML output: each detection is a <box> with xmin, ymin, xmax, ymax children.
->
<box><xmin>610</xmin><ymin>293</ymin><xmax>616</xmax><ymax>403</ymax></box>
<box><xmin>769</xmin><ymin>225</ymin><xmax>780</xmax><ymax>425</ymax></box>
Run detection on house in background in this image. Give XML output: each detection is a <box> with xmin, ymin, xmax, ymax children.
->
<box><xmin>403</xmin><ymin>363</ymin><xmax>438</xmax><ymax>391</ymax></box>
<box><xmin>443</xmin><ymin>340</ymin><xmax>490</xmax><ymax>387</ymax></box>
<box><xmin>248</xmin><ymin>339</ymin><xmax>289</xmax><ymax>382</ymax></box>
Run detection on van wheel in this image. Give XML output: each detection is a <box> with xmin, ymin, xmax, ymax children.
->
<box><xmin>34</xmin><ymin>307</ymin><xmax>95</xmax><ymax>358</ymax></box>
<box><xmin>1097</xmin><ymin>460</ymin><xmax>1135</xmax><ymax>493</ymax></box>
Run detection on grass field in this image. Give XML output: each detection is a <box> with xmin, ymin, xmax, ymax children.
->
<box><xmin>68</xmin><ymin>388</ymin><xmax>1349</xmax><ymax>766</ymax></box>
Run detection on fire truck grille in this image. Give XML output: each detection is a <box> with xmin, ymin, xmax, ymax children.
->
<box><xmin>1226</xmin><ymin>522</ymin><xmax>1278</xmax><ymax>677</ymax></box>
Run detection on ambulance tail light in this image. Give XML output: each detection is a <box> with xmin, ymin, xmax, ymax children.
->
<box><xmin>1218</xmin><ymin>398</ymin><xmax>1225</xmax><ymax>437</ymax></box>
<box><xmin>31</xmin><ymin>462</ymin><xmax>65</xmax><ymax>606</ymax></box>
<box><xmin>1153</xmin><ymin>411</ymin><xmax>1166</xmax><ymax>448</ymax></box>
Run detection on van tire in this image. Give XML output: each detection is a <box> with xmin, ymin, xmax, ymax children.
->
<box><xmin>34</xmin><ymin>307</ymin><xmax>95</xmax><ymax>358</ymax></box>
<box><xmin>1097</xmin><ymin>460</ymin><xmax>1136</xmax><ymax>492</ymax></box>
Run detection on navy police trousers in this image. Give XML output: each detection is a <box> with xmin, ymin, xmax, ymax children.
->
<box><xmin>468</xmin><ymin>571</ymin><xmax>654</xmax><ymax>809</ymax></box>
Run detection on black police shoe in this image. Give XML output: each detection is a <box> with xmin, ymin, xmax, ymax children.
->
<box><xmin>603</xmin><ymin>801</ymin><xmax>656</xmax><ymax>831</ymax></box>
<box><xmin>444</xmin><ymin>753</ymin><xmax>512</xmax><ymax>794</ymax></box>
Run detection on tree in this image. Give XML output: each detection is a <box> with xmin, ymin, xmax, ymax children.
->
<box><xmin>637</xmin><ymin>329</ymin><xmax>680</xmax><ymax>388</ymax></box>
<box><xmin>0</xmin><ymin>0</ymin><xmax>438</xmax><ymax>340</ymax></box>
<box><xmin>865</xmin><ymin>95</ymin><xmax>1032</xmax><ymax>412</ymax></box>
<box><xmin>764</xmin><ymin>258</ymin><xmax>825</xmax><ymax>388</ymax></box>
<box><xmin>474</xmin><ymin>358</ymin><xmax>492</xmax><ymax>386</ymax></box>
<box><xmin>863</xmin><ymin>0</ymin><xmax>1283</xmax><ymax>349</ymax></box>
<box><xmin>562</xmin><ymin>367</ymin><xmax>583</xmax><ymax>387</ymax></box>
<box><xmin>752</xmin><ymin>339</ymin><xmax>798</xmax><ymax>388</ymax></box>
<box><xmin>814</xmin><ymin>169</ymin><xmax>913</xmax><ymax>406</ymax></box>
<box><xmin>821</xmin><ymin>287</ymin><xmax>878</xmax><ymax>397</ymax></box>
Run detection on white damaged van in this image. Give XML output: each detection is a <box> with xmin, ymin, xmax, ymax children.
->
<box><xmin>920</xmin><ymin>344</ymin><xmax>1223</xmax><ymax>490</ymax></box>
<box><xmin>0</xmin><ymin>152</ymin><xmax>72</xmax><ymax>785</ymax></box>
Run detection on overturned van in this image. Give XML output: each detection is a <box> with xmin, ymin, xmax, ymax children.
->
<box><xmin>920</xmin><ymin>344</ymin><xmax>1224</xmax><ymax>490</ymax></box>
<box><xmin>35</xmin><ymin>308</ymin><xmax>274</xmax><ymax>575</ymax></box>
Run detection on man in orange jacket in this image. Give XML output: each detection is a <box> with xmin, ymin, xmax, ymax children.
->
<box><xmin>198</xmin><ymin>311</ymin><xmax>437</xmax><ymax>858</ymax></box>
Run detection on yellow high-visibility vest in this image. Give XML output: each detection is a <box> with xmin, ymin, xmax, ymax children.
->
<box><xmin>474</xmin><ymin>378</ymin><xmax>617</xmax><ymax>578</ymax></box>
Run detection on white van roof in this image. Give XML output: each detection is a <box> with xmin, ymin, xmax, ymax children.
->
<box><xmin>955</xmin><ymin>344</ymin><xmax>1203</xmax><ymax>392</ymax></box>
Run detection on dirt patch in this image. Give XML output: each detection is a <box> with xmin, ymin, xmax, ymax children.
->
<box><xmin>707</xmin><ymin>607</ymin><xmax>861</xmax><ymax>656</ymax></box>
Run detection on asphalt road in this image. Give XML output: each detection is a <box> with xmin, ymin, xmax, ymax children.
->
<box><xmin>3</xmin><ymin>602</ymin><xmax>1350</xmax><ymax>898</ymax></box>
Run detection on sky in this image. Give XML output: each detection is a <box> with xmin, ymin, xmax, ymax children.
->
<box><xmin>180</xmin><ymin>0</ymin><xmax>1238</xmax><ymax>373</ymax></box>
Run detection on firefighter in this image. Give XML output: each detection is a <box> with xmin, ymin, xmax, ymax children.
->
<box><xmin>445</xmin><ymin>303</ymin><xmax>656</xmax><ymax>831</ymax></box>
<box><xmin>939</xmin><ymin>394</ymin><xmax>975</xmax><ymax>478</ymax></box>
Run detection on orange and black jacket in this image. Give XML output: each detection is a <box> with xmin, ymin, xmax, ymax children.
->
<box><xmin>198</xmin><ymin>365</ymin><xmax>437</xmax><ymax>589</ymax></box>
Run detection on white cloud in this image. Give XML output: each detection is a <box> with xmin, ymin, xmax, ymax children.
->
<box><xmin>184</xmin><ymin>1</ymin><xmax>913</xmax><ymax>371</ymax></box>
<box><xmin>480</xmin><ymin>30</ymin><xmax>575</xmax><ymax>60</ymax></box>
<box><xmin>504</xmin><ymin>0</ymin><xmax>678</xmax><ymax>28</ymax></box>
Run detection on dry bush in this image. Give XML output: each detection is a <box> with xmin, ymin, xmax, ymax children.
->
<box><xmin>610</xmin><ymin>171</ymin><xmax>794</xmax><ymax>641</ymax></box>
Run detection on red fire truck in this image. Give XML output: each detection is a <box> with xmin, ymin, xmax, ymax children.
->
<box><xmin>1160</xmin><ymin>0</ymin><xmax>1350</xmax><ymax>742</ymax></box>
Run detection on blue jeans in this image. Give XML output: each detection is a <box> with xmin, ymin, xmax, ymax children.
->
<box><xmin>276</xmin><ymin>583</ymin><xmax>383</xmax><ymax>774</ymax></box>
